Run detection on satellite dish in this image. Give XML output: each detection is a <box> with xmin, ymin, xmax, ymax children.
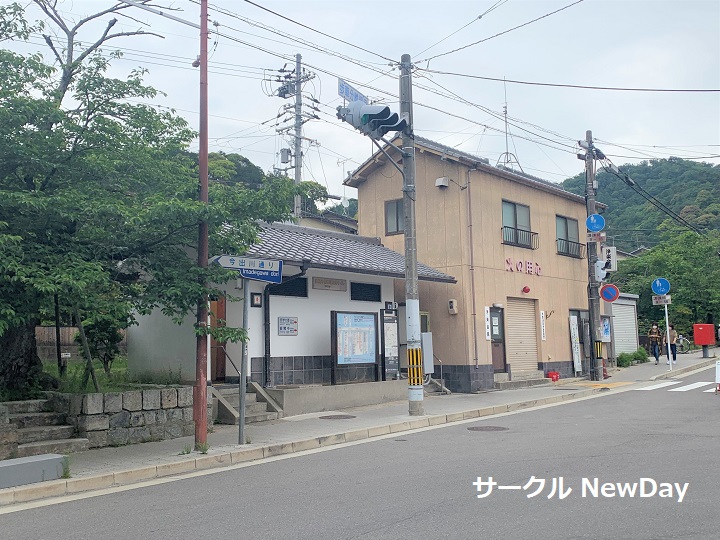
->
<box><xmin>341</xmin><ymin>196</ymin><xmax>349</xmax><ymax>208</ymax></box>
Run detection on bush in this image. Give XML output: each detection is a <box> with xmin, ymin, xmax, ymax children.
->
<box><xmin>617</xmin><ymin>352</ymin><xmax>633</xmax><ymax>368</ymax></box>
<box><xmin>633</xmin><ymin>348</ymin><xmax>649</xmax><ymax>363</ymax></box>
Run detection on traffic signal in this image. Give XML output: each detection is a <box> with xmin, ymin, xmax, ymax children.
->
<box><xmin>336</xmin><ymin>101</ymin><xmax>407</xmax><ymax>139</ymax></box>
<box><xmin>594</xmin><ymin>259</ymin><xmax>610</xmax><ymax>282</ymax></box>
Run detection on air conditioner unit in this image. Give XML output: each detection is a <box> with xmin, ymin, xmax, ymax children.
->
<box><xmin>435</xmin><ymin>176</ymin><xmax>449</xmax><ymax>188</ymax></box>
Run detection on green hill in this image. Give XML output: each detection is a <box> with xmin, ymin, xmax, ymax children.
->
<box><xmin>561</xmin><ymin>158</ymin><xmax>720</xmax><ymax>251</ymax></box>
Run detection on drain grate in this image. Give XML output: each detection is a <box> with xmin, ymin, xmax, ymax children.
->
<box><xmin>319</xmin><ymin>414</ymin><xmax>357</xmax><ymax>420</ymax></box>
<box><xmin>467</xmin><ymin>426</ymin><xmax>509</xmax><ymax>432</ymax></box>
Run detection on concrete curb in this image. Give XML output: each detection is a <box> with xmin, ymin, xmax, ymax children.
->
<box><xmin>649</xmin><ymin>357</ymin><xmax>716</xmax><ymax>381</ymax></box>
<box><xmin>0</xmin><ymin>387</ymin><xmax>605</xmax><ymax>507</ymax></box>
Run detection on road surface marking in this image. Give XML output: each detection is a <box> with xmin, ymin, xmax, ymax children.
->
<box><xmin>635</xmin><ymin>381</ymin><xmax>682</xmax><ymax>391</ymax></box>
<box><xmin>667</xmin><ymin>382</ymin><xmax>714</xmax><ymax>392</ymax></box>
<box><xmin>702</xmin><ymin>388</ymin><xmax>717</xmax><ymax>393</ymax></box>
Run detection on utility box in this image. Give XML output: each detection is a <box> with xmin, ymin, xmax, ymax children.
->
<box><xmin>693</xmin><ymin>324</ymin><xmax>715</xmax><ymax>346</ymax></box>
<box><xmin>421</xmin><ymin>332</ymin><xmax>434</xmax><ymax>375</ymax></box>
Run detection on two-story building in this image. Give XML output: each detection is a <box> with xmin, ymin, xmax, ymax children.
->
<box><xmin>347</xmin><ymin>136</ymin><xmax>592</xmax><ymax>392</ymax></box>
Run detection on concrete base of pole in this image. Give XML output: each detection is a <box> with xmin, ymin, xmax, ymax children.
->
<box><xmin>408</xmin><ymin>385</ymin><xmax>424</xmax><ymax>416</ymax></box>
<box><xmin>409</xmin><ymin>401</ymin><xmax>425</xmax><ymax>416</ymax></box>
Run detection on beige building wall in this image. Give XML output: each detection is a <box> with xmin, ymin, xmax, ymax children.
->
<box><xmin>353</xmin><ymin>145</ymin><xmax>589</xmax><ymax>379</ymax></box>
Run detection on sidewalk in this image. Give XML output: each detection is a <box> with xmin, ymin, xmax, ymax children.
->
<box><xmin>1</xmin><ymin>350</ymin><xmax>715</xmax><ymax>507</ymax></box>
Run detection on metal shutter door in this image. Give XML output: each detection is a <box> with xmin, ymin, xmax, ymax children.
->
<box><xmin>505</xmin><ymin>298</ymin><xmax>539</xmax><ymax>372</ymax></box>
<box><xmin>613</xmin><ymin>303</ymin><xmax>638</xmax><ymax>354</ymax></box>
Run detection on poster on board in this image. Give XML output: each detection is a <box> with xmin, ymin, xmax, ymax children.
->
<box><xmin>332</xmin><ymin>311</ymin><xmax>378</xmax><ymax>365</ymax></box>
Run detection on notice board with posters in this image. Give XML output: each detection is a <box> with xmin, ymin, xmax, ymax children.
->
<box><xmin>332</xmin><ymin>311</ymin><xmax>378</xmax><ymax>365</ymax></box>
<box><xmin>331</xmin><ymin>311</ymin><xmax>379</xmax><ymax>385</ymax></box>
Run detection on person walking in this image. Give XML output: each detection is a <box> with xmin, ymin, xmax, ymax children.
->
<box><xmin>648</xmin><ymin>323</ymin><xmax>662</xmax><ymax>365</ymax></box>
<box><xmin>663</xmin><ymin>324</ymin><xmax>678</xmax><ymax>365</ymax></box>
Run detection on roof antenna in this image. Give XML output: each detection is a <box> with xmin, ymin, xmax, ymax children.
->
<box><xmin>496</xmin><ymin>77</ymin><xmax>524</xmax><ymax>173</ymax></box>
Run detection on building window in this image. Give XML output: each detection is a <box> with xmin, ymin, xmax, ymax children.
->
<box><xmin>350</xmin><ymin>282</ymin><xmax>381</xmax><ymax>302</ymax></box>
<box><xmin>385</xmin><ymin>199</ymin><xmax>404</xmax><ymax>235</ymax></box>
<box><xmin>269</xmin><ymin>278</ymin><xmax>308</xmax><ymax>298</ymax></box>
<box><xmin>556</xmin><ymin>216</ymin><xmax>585</xmax><ymax>258</ymax></box>
<box><xmin>501</xmin><ymin>200</ymin><xmax>538</xmax><ymax>249</ymax></box>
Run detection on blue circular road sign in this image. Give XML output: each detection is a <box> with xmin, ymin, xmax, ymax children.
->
<box><xmin>651</xmin><ymin>278</ymin><xmax>671</xmax><ymax>295</ymax></box>
<box><xmin>586</xmin><ymin>214</ymin><xmax>605</xmax><ymax>233</ymax></box>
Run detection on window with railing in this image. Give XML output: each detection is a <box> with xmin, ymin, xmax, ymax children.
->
<box><xmin>502</xmin><ymin>200</ymin><xmax>537</xmax><ymax>249</ymax></box>
<box><xmin>556</xmin><ymin>216</ymin><xmax>584</xmax><ymax>258</ymax></box>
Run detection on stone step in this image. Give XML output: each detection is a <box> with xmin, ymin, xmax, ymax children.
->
<box><xmin>222</xmin><ymin>395</ymin><xmax>263</xmax><ymax>410</ymax></box>
<box><xmin>17</xmin><ymin>425</ymin><xmax>76</xmax><ymax>445</ymax></box>
<box><xmin>494</xmin><ymin>378</ymin><xmax>552</xmax><ymax>390</ymax></box>
<box><xmin>2</xmin><ymin>400</ymin><xmax>51</xmax><ymax>415</ymax></box>
<box><xmin>16</xmin><ymin>438</ymin><xmax>89</xmax><ymax>458</ymax></box>
<box><xmin>9</xmin><ymin>412</ymin><xmax>67</xmax><ymax>429</ymax></box>
<box><xmin>217</xmin><ymin>389</ymin><xmax>257</xmax><ymax>403</ymax></box>
<box><xmin>510</xmin><ymin>370</ymin><xmax>545</xmax><ymax>381</ymax></box>
<box><xmin>245</xmin><ymin>411</ymin><xmax>279</xmax><ymax>424</ymax></box>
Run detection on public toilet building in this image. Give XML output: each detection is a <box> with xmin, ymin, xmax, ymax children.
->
<box><xmin>128</xmin><ymin>222</ymin><xmax>455</xmax><ymax>388</ymax></box>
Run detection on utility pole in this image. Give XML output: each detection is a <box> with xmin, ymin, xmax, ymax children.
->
<box><xmin>293</xmin><ymin>53</ymin><xmax>303</xmax><ymax>217</ymax></box>
<box><xmin>584</xmin><ymin>130</ymin><xmax>603</xmax><ymax>381</ymax></box>
<box><xmin>400</xmin><ymin>54</ymin><xmax>424</xmax><ymax>416</ymax></box>
<box><xmin>193</xmin><ymin>0</ymin><xmax>210</xmax><ymax>448</ymax></box>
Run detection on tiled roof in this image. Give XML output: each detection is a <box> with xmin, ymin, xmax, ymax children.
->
<box><xmin>245</xmin><ymin>222</ymin><xmax>455</xmax><ymax>283</ymax></box>
<box><xmin>347</xmin><ymin>135</ymin><xmax>588</xmax><ymax>205</ymax></box>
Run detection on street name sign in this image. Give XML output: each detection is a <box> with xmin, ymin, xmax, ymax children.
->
<box><xmin>338</xmin><ymin>79</ymin><xmax>368</xmax><ymax>104</ymax></box>
<box><xmin>211</xmin><ymin>255</ymin><xmax>283</xmax><ymax>284</ymax></box>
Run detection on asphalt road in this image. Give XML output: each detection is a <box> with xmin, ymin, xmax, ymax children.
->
<box><xmin>2</xmin><ymin>368</ymin><xmax>718</xmax><ymax>540</ymax></box>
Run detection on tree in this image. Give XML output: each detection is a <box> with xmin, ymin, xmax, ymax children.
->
<box><xmin>325</xmin><ymin>198</ymin><xmax>358</xmax><ymax>219</ymax></box>
<box><xmin>0</xmin><ymin>3</ymin><xmax>300</xmax><ymax>398</ymax></box>
<box><xmin>611</xmin><ymin>232</ymin><xmax>720</xmax><ymax>336</ymax></box>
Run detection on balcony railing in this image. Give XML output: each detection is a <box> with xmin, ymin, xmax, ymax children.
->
<box><xmin>557</xmin><ymin>238</ymin><xmax>586</xmax><ymax>259</ymax></box>
<box><xmin>501</xmin><ymin>226</ymin><xmax>539</xmax><ymax>250</ymax></box>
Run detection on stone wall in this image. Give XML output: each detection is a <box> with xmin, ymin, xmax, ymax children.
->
<box><xmin>0</xmin><ymin>405</ymin><xmax>18</xmax><ymax>460</ymax></box>
<box><xmin>48</xmin><ymin>387</ymin><xmax>213</xmax><ymax>449</ymax></box>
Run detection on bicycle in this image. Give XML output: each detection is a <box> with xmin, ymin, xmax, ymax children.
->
<box><xmin>677</xmin><ymin>335</ymin><xmax>692</xmax><ymax>354</ymax></box>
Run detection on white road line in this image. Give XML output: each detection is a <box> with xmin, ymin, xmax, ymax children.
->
<box><xmin>668</xmin><ymin>382</ymin><xmax>715</xmax><ymax>392</ymax></box>
<box><xmin>703</xmin><ymin>387</ymin><xmax>718</xmax><ymax>393</ymax></box>
<box><xmin>635</xmin><ymin>381</ymin><xmax>683</xmax><ymax>391</ymax></box>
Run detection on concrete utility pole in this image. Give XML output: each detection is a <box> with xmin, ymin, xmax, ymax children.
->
<box><xmin>584</xmin><ymin>130</ymin><xmax>603</xmax><ymax>381</ymax></box>
<box><xmin>194</xmin><ymin>0</ymin><xmax>210</xmax><ymax>448</ymax></box>
<box><xmin>293</xmin><ymin>53</ymin><xmax>303</xmax><ymax>218</ymax></box>
<box><xmin>400</xmin><ymin>54</ymin><xmax>424</xmax><ymax>416</ymax></box>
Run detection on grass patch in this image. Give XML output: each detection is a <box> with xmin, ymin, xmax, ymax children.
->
<box><xmin>42</xmin><ymin>356</ymin><xmax>182</xmax><ymax>394</ymax></box>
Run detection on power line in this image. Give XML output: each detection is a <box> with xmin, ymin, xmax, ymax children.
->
<box><xmin>414</xmin><ymin>0</ymin><xmax>509</xmax><ymax>58</ymax></box>
<box><xmin>418</xmin><ymin>68</ymin><xmax>720</xmax><ymax>93</ymax></box>
<box><xmin>420</xmin><ymin>0</ymin><xmax>586</xmax><ymax>63</ymax></box>
<box><xmin>600</xmin><ymin>159</ymin><xmax>704</xmax><ymax>235</ymax></box>
<box><xmin>235</xmin><ymin>0</ymin><xmax>395</xmax><ymax>63</ymax></box>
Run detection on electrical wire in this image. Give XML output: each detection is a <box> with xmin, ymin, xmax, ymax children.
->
<box><xmin>237</xmin><ymin>0</ymin><xmax>395</xmax><ymax>63</ymax></box>
<box><xmin>418</xmin><ymin>68</ymin><xmax>720</xmax><ymax>93</ymax></box>
<box><xmin>414</xmin><ymin>0</ymin><xmax>509</xmax><ymax>58</ymax></box>
<box><xmin>419</xmin><ymin>0</ymin><xmax>586</xmax><ymax>63</ymax></box>
<box><xmin>600</xmin><ymin>158</ymin><xmax>704</xmax><ymax>235</ymax></box>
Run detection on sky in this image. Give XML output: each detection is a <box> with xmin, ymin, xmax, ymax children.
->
<box><xmin>9</xmin><ymin>0</ymin><xmax>720</xmax><ymax>204</ymax></box>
